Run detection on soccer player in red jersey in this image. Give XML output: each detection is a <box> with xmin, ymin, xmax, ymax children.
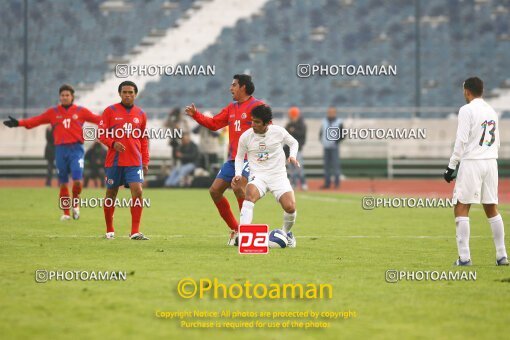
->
<box><xmin>98</xmin><ymin>81</ymin><xmax>150</xmax><ymax>240</ymax></box>
<box><xmin>3</xmin><ymin>84</ymin><xmax>100</xmax><ymax>220</ymax></box>
<box><xmin>185</xmin><ymin>74</ymin><xmax>263</xmax><ymax>245</ymax></box>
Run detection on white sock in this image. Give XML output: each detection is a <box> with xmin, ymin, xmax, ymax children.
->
<box><xmin>488</xmin><ymin>214</ymin><xmax>507</xmax><ymax>259</ymax></box>
<box><xmin>282</xmin><ymin>211</ymin><xmax>296</xmax><ymax>233</ymax></box>
<box><xmin>455</xmin><ymin>217</ymin><xmax>471</xmax><ymax>261</ymax></box>
<box><xmin>240</xmin><ymin>201</ymin><xmax>255</xmax><ymax>226</ymax></box>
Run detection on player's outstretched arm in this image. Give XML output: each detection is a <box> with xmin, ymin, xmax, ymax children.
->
<box><xmin>3</xmin><ymin>116</ymin><xmax>19</xmax><ymax>128</ymax></box>
<box><xmin>185</xmin><ymin>103</ymin><xmax>229</xmax><ymax>131</ymax></box>
<box><xmin>83</xmin><ymin>108</ymin><xmax>102</xmax><ymax>125</ymax></box>
<box><xmin>7</xmin><ymin>109</ymin><xmax>52</xmax><ymax>129</ymax></box>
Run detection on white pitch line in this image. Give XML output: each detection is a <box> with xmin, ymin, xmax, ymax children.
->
<box><xmin>299</xmin><ymin>194</ymin><xmax>358</xmax><ymax>203</ymax></box>
<box><xmin>22</xmin><ymin>234</ymin><xmax>490</xmax><ymax>239</ymax></box>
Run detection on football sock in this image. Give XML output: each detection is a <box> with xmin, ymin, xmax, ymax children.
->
<box><xmin>455</xmin><ymin>216</ymin><xmax>471</xmax><ymax>262</ymax></box>
<box><xmin>237</xmin><ymin>197</ymin><xmax>244</xmax><ymax>211</ymax></box>
<box><xmin>240</xmin><ymin>201</ymin><xmax>255</xmax><ymax>225</ymax></box>
<box><xmin>488</xmin><ymin>214</ymin><xmax>507</xmax><ymax>259</ymax></box>
<box><xmin>59</xmin><ymin>186</ymin><xmax>70</xmax><ymax>216</ymax></box>
<box><xmin>72</xmin><ymin>181</ymin><xmax>82</xmax><ymax>208</ymax></box>
<box><xmin>282</xmin><ymin>211</ymin><xmax>297</xmax><ymax>233</ymax></box>
<box><xmin>130</xmin><ymin>197</ymin><xmax>143</xmax><ymax>235</ymax></box>
<box><xmin>214</xmin><ymin>196</ymin><xmax>238</xmax><ymax>231</ymax></box>
<box><xmin>104</xmin><ymin>203</ymin><xmax>115</xmax><ymax>233</ymax></box>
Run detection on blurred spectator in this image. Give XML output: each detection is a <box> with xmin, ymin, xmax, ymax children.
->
<box><xmin>164</xmin><ymin>107</ymin><xmax>190</xmax><ymax>166</ymax></box>
<box><xmin>165</xmin><ymin>133</ymin><xmax>200</xmax><ymax>187</ymax></box>
<box><xmin>192</xmin><ymin>111</ymin><xmax>221</xmax><ymax>172</ymax></box>
<box><xmin>319</xmin><ymin>107</ymin><xmax>343</xmax><ymax>189</ymax></box>
<box><xmin>44</xmin><ymin>127</ymin><xmax>55</xmax><ymax>187</ymax></box>
<box><xmin>284</xmin><ymin>106</ymin><xmax>308</xmax><ymax>190</ymax></box>
<box><xmin>84</xmin><ymin>142</ymin><xmax>106</xmax><ymax>188</ymax></box>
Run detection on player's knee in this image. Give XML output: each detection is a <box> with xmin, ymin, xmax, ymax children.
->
<box><xmin>232</xmin><ymin>185</ymin><xmax>245</xmax><ymax>199</ymax></box>
<box><xmin>131</xmin><ymin>188</ymin><xmax>143</xmax><ymax>198</ymax></box>
<box><xmin>284</xmin><ymin>203</ymin><xmax>296</xmax><ymax>214</ymax></box>
<box><xmin>244</xmin><ymin>191</ymin><xmax>256</xmax><ymax>203</ymax></box>
<box><xmin>209</xmin><ymin>186</ymin><xmax>222</xmax><ymax>201</ymax></box>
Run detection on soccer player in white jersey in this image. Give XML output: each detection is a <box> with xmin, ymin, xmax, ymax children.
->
<box><xmin>233</xmin><ymin>105</ymin><xmax>300</xmax><ymax>247</ymax></box>
<box><xmin>444</xmin><ymin>77</ymin><xmax>508</xmax><ymax>266</ymax></box>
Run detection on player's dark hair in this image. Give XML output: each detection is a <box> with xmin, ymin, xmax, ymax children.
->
<box><xmin>59</xmin><ymin>84</ymin><xmax>75</xmax><ymax>95</ymax></box>
<box><xmin>233</xmin><ymin>74</ymin><xmax>255</xmax><ymax>95</ymax></box>
<box><xmin>463</xmin><ymin>77</ymin><xmax>483</xmax><ymax>97</ymax></box>
<box><xmin>118</xmin><ymin>80</ymin><xmax>138</xmax><ymax>94</ymax></box>
<box><xmin>252</xmin><ymin>105</ymin><xmax>272</xmax><ymax>124</ymax></box>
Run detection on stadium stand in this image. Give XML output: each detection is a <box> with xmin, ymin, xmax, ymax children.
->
<box><xmin>1</xmin><ymin>0</ymin><xmax>510</xmax><ymax>179</ymax></box>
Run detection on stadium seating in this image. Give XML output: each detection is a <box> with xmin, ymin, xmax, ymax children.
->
<box><xmin>2</xmin><ymin>0</ymin><xmax>510</xmax><ymax>116</ymax></box>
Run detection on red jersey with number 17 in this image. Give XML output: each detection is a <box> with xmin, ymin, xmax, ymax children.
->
<box><xmin>98</xmin><ymin>103</ymin><xmax>149</xmax><ymax>167</ymax></box>
<box><xmin>18</xmin><ymin>104</ymin><xmax>100</xmax><ymax>145</ymax></box>
<box><xmin>191</xmin><ymin>96</ymin><xmax>263</xmax><ymax>160</ymax></box>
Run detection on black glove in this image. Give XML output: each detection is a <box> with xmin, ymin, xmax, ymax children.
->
<box><xmin>3</xmin><ymin>116</ymin><xmax>19</xmax><ymax>128</ymax></box>
<box><xmin>444</xmin><ymin>166</ymin><xmax>456</xmax><ymax>183</ymax></box>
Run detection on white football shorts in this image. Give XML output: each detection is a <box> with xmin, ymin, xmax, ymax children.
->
<box><xmin>453</xmin><ymin>159</ymin><xmax>498</xmax><ymax>204</ymax></box>
<box><xmin>248</xmin><ymin>173</ymin><xmax>293</xmax><ymax>202</ymax></box>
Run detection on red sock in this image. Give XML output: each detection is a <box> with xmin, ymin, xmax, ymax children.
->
<box><xmin>104</xmin><ymin>205</ymin><xmax>115</xmax><ymax>233</ymax></box>
<box><xmin>214</xmin><ymin>196</ymin><xmax>239</xmax><ymax>231</ymax></box>
<box><xmin>72</xmin><ymin>182</ymin><xmax>82</xmax><ymax>208</ymax></box>
<box><xmin>130</xmin><ymin>197</ymin><xmax>143</xmax><ymax>235</ymax></box>
<box><xmin>59</xmin><ymin>186</ymin><xmax>70</xmax><ymax>216</ymax></box>
<box><xmin>237</xmin><ymin>197</ymin><xmax>244</xmax><ymax>211</ymax></box>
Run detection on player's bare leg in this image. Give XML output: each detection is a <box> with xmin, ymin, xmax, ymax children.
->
<box><xmin>59</xmin><ymin>183</ymin><xmax>71</xmax><ymax>221</ymax></box>
<box><xmin>104</xmin><ymin>187</ymin><xmax>119</xmax><ymax>238</ymax></box>
<box><xmin>231</xmin><ymin>176</ymin><xmax>247</xmax><ymax>210</ymax></box>
<box><xmin>483</xmin><ymin>204</ymin><xmax>508</xmax><ymax>265</ymax></box>
<box><xmin>453</xmin><ymin>202</ymin><xmax>472</xmax><ymax>265</ymax></box>
<box><xmin>71</xmin><ymin>180</ymin><xmax>83</xmax><ymax>220</ymax></box>
<box><xmin>239</xmin><ymin>183</ymin><xmax>261</xmax><ymax>225</ymax></box>
<box><xmin>279</xmin><ymin>191</ymin><xmax>297</xmax><ymax>248</ymax></box>
<box><xmin>129</xmin><ymin>182</ymin><xmax>148</xmax><ymax>240</ymax></box>
<box><xmin>209</xmin><ymin>178</ymin><xmax>240</xmax><ymax>245</ymax></box>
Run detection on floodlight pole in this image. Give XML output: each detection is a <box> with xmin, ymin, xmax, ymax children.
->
<box><xmin>23</xmin><ymin>0</ymin><xmax>28</xmax><ymax>118</ymax></box>
<box><xmin>414</xmin><ymin>0</ymin><xmax>421</xmax><ymax>118</ymax></box>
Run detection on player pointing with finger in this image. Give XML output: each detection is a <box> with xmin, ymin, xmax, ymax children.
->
<box><xmin>185</xmin><ymin>74</ymin><xmax>263</xmax><ymax>245</ymax></box>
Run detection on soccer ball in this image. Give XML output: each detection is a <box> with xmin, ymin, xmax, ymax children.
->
<box><xmin>268</xmin><ymin>229</ymin><xmax>288</xmax><ymax>248</ymax></box>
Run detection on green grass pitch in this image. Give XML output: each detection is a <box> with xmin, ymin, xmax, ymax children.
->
<box><xmin>0</xmin><ymin>188</ymin><xmax>509</xmax><ymax>339</ymax></box>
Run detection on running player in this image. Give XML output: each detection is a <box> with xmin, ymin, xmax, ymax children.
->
<box><xmin>233</xmin><ymin>105</ymin><xmax>299</xmax><ymax>247</ymax></box>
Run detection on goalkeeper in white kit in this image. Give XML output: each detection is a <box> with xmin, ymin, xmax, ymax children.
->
<box><xmin>233</xmin><ymin>105</ymin><xmax>300</xmax><ymax>247</ymax></box>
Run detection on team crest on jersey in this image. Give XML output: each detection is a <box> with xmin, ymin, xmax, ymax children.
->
<box><xmin>72</xmin><ymin>114</ymin><xmax>78</xmax><ymax>120</ymax></box>
<box><xmin>258</xmin><ymin>142</ymin><xmax>266</xmax><ymax>151</ymax></box>
<box><xmin>133</xmin><ymin>117</ymin><xmax>140</xmax><ymax>124</ymax></box>
<box><xmin>241</xmin><ymin>112</ymin><xmax>247</xmax><ymax>119</ymax></box>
